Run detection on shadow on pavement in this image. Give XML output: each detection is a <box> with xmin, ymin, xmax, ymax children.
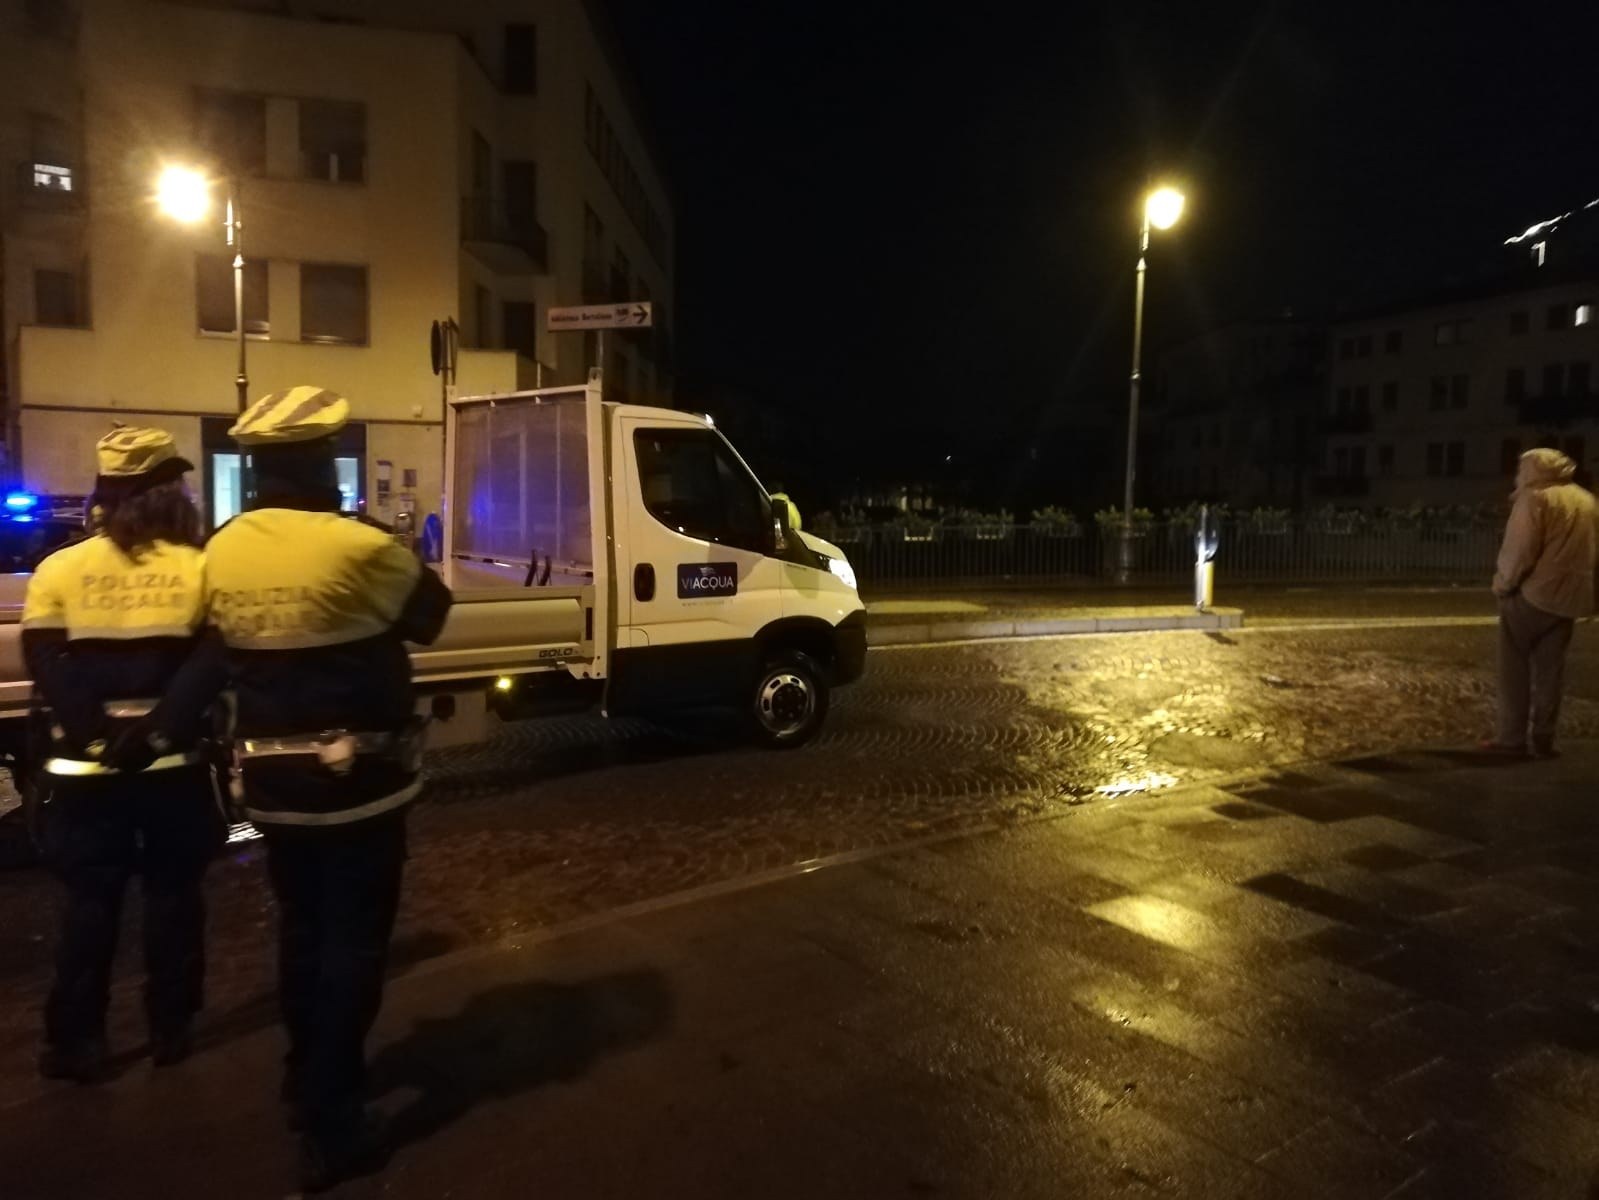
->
<box><xmin>1419</xmin><ymin>748</ymin><xmax>1540</xmax><ymax>768</ymax></box>
<box><xmin>368</xmin><ymin>969</ymin><xmax>674</xmax><ymax>1153</ymax></box>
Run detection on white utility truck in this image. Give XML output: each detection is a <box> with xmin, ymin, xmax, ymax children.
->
<box><xmin>0</xmin><ymin>378</ymin><xmax>867</xmax><ymax>788</ymax></box>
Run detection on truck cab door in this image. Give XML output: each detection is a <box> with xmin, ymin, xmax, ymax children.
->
<box><xmin>612</xmin><ymin>418</ymin><xmax>785</xmax><ymax>710</ymax></box>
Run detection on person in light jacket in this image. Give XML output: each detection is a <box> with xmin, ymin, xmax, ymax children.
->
<box><xmin>1485</xmin><ymin>447</ymin><xmax>1599</xmax><ymax>756</ymax></box>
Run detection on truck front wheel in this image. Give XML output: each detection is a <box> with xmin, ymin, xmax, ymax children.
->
<box><xmin>746</xmin><ymin>650</ymin><xmax>829</xmax><ymax>749</ymax></box>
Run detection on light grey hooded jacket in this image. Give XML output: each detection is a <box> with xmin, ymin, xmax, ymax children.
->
<box><xmin>1492</xmin><ymin>448</ymin><xmax>1599</xmax><ymax>619</ymax></box>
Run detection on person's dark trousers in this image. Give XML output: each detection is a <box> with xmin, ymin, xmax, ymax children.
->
<box><xmin>42</xmin><ymin>765</ymin><xmax>223</xmax><ymax>1052</ymax></box>
<box><xmin>1497</xmin><ymin>592</ymin><xmax>1577</xmax><ymax>750</ymax></box>
<box><xmin>262</xmin><ymin>810</ymin><xmax>407</xmax><ymax>1133</ymax></box>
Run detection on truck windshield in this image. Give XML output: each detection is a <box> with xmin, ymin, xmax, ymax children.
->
<box><xmin>634</xmin><ymin>428</ymin><xmax>768</xmax><ymax>552</ymax></box>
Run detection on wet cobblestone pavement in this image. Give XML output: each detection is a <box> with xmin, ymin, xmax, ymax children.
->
<box><xmin>6</xmin><ymin>729</ymin><xmax>1599</xmax><ymax>1196</ymax></box>
<box><xmin>0</xmin><ymin>620</ymin><xmax>1590</xmax><ymax>1107</ymax></box>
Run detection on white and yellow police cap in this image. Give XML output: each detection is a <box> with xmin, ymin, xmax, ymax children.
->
<box><xmin>95</xmin><ymin>426</ymin><xmax>193</xmax><ymax>478</ymax></box>
<box><xmin>229</xmin><ymin>385</ymin><xmax>349</xmax><ymax>446</ymax></box>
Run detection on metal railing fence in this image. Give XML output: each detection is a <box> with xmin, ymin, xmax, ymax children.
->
<box><xmin>817</xmin><ymin>519</ymin><xmax>1503</xmax><ymax>590</ymax></box>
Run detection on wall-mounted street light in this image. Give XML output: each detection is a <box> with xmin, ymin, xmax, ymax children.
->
<box><xmin>155</xmin><ymin>164</ymin><xmax>249</xmax><ymax>412</ymax></box>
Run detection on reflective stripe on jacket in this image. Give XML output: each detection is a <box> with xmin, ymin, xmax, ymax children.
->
<box><xmin>21</xmin><ymin>535</ymin><xmax>212</xmax><ymax>764</ymax></box>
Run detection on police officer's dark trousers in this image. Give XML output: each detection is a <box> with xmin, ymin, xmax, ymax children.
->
<box><xmin>261</xmin><ymin>810</ymin><xmax>406</xmax><ymax>1130</ymax></box>
<box><xmin>42</xmin><ymin>764</ymin><xmax>222</xmax><ymax>1051</ymax></box>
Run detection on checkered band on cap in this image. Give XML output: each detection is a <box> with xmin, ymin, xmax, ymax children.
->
<box><xmin>228</xmin><ymin>386</ymin><xmax>350</xmax><ymax>445</ymax></box>
<box><xmin>95</xmin><ymin>426</ymin><xmax>183</xmax><ymax>477</ymax></box>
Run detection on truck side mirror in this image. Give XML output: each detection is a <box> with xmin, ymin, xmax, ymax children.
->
<box><xmin>770</xmin><ymin>503</ymin><xmax>790</xmax><ymax>554</ymax></box>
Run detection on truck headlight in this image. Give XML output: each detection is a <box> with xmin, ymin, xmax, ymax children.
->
<box><xmin>827</xmin><ymin>556</ymin><xmax>857</xmax><ymax>591</ymax></box>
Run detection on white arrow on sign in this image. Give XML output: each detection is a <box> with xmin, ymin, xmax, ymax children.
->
<box><xmin>546</xmin><ymin>301</ymin><xmax>653</xmax><ymax>332</ymax></box>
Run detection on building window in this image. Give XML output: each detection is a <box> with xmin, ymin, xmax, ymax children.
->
<box><xmin>1450</xmin><ymin>374</ymin><xmax>1469</xmax><ymax>409</ymax></box>
<box><xmin>299</xmin><ymin>99</ymin><xmax>365</xmax><ymax>183</ymax></box>
<box><xmin>194</xmin><ymin>90</ymin><xmax>267</xmax><ymax>175</ymax></box>
<box><xmin>1447</xmin><ymin>442</ymin><xmax>1465</xmax><ymax>476</ymax></box>
<box><xmin>1377</xmin><ymin>444</ymin><xmax>1394</xmax><ymax>475</ymax></box>
<box><xmin>503</xmin><ymin>160</ymin><xmax>538</xmax><ymax>231</ymax></box>
<box><xmin>1356</xmin><ymin>334</ymin><xmax>1372</xmax><ymax>358</ymax></box>
<box><xmin>1353</xmin><ymin>384</ymin><xmax>1371</xmax><ymax>413</ymax></box>
<box><xmin>503</xmin><ymin>24</ymin><xmax>537</xmax><ymax>94</ymax></box>
<box><xmin>1426</xmin><ymin>443</ymin><xmax>1444</xmax><ymax>476</ymax></box>
<box><xmin>1334</xmin><ymin>385</ymin><xmax>1351</xmax><ymax>413</ymax></box>
<box><xmin>196</xmin><ymin>255</ymin><xmax>268</xmax><ymax>335</ymax></box>
<box><xmin>1384</xmin><ymin>329</ymin><xmax>1402</xmax><ymax>354</ymax></box>
<box><xmin>1577</xmin><ymin>303</ymin><xmax>1593</xmax><ymax>328</ymax></box>
<box><xmin>502</xmin><ymin>301</ymin><xmax>536</xmax><ymax>359</ymax></box>
<box><xmin>1547</xmin><ymin>303</ymin><xmax>1569</xmax><ymax>330</ymax></box>
<box><xmin>300</xmin><ymin>263</ymin><xmax>367</xmax><ymax>345</ymax></box>
<box><xmin>1509</xmin><ymin>310</ymin><xmax>1529</xmax><ymax>335</ymax></box>
<box><xmin>1571</xmin><ymin>361</ymin><xmax>1592</xmax><ymax>396</ymax></box>
<box><xmin>1434</xmin><ymin>319</ymin><xmax>1471</xmax><ymax>346</ymax></box>
<box><xmin>1429</xmin><ymin>376</ymin><xmax>1447</xmax><ymax>411</ymax></box>
<box><xmin>582</xmin><ymin>81</ymin><xmax>669</xmax><ymax>266</ymax></box>
<box><xmin>34</xmin><ymin>267</ymin><xmax>86</xmax><ymax>327</ymax></box>
<box><xmin>1501</xmin><ymin>438</ymin><xmax>1521</xmax><ymax>476</ymax></box>
<box><xmin>1338</xmin><ymin>337</ymin><xmax>1354</xmax><ymax>361</ymax></box>
<box><xmin>1380</xmin><ymin>381</ymin><xmax>1399</xmax><ymax>411</ymax></box>
<box><xmin>1333</xmin><ymin>445</ymin><xmax>1367</xmax><ymax>478</ymax></box>
<box><xmin>1505</xmin><ymin>367</ymin><xmax>1526</xmax><ymax>402</ymax></box>
<box><xmin>27</xmin><ymin>162</ymin><xmax>75</xmax><ymax>197</ymax></box>
<box><xmin>1543</xmin><ymin>363</ymin><xmax>1565</xmax><ymax>397</ymax></box>
<box><xmin>28</xmin><ymin>113</ymin><xmax>76</xmax><ymax>195</ymax></box>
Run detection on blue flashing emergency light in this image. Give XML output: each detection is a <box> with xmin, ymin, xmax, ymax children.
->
<box><xmin>11</xmin><ymin>514</ymin><xmax>34</xmax><ymax>523</ymax></box>
<box><xmin>4</xmin><ymin>491</ymin><xmax>38</xmax><ymax>514</ymax></box>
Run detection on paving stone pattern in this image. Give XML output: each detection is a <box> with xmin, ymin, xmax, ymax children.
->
<box><xmin>0</xmin><ymin>622</ymin><xmax>1592</xmax><ymax>1121</ymax></box>
<box><xmin>5</xmin><ymin>744</ymin><xmax>1599</xmax><ymax>1197</ymax></box>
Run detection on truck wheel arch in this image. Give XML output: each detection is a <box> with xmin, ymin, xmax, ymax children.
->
<box><xmin>753</xmin><ymin>617</ymin><xmax>841</xmax><ymax>681</ymax></box>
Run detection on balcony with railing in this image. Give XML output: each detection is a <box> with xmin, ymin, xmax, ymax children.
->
<box><xmin>460</xmin><ymin>196</ymin><xmax>548</xmax><ymax>273</ymax></box>
<box><xmin>1322</xmin><ymin>409</ymin><xmax>1373</xmax><ymax>435</ymax></box>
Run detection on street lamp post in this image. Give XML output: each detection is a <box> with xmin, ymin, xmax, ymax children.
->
<box><xmin>225</xmin><ymin>178</ymin><xmax>247</xmax><ymax>413</ymax></box>
<box><xmin>156</xmin><ymin>165</ymin><xmax>249</xmax><ymax>413</ymax></box>
<box><xmin>1119</xmin><ymin>184</ymin><xmax>1185</xmax><ymax>583</ymax></box>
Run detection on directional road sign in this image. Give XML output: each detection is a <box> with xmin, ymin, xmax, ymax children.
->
<box><xmin>546</xmin><ymin>302</ymin><xmax>653</xmax><ymax>332</ymax></box>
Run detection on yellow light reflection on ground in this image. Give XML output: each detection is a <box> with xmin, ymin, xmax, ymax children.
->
<box><xmin>1095</xmin><ymin>771</ymin><xmax>1179</xmax><ymax>798</ymax></box>
<box><xmin>1087</xmin><ymin>894</ymin><xmax>1217</xmax><ymax>951</ymax></box>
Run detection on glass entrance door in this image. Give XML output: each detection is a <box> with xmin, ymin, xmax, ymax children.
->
<box><xmin>206</xmin><ymin>451</ymin><xmax>364</xmax><ymax>528</ymax></box>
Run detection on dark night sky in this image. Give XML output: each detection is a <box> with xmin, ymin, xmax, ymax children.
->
<box><xmin>606</xmin><ymin>1</ymin><xmax>1599</xmax><ymax>501</ymax></box>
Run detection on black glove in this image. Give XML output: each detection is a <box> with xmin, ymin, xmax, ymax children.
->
<box><xmin>104</xmin><ymin>720</ymin><xmax>171</xmax><ymax>774</ymax></box>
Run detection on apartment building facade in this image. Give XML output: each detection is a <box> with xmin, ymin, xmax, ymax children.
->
<box><xmin>1</xmin><ymin>0</ymin><xmax>673</xmax><ymax>526</ymax></box>
<box><xmin>1323</xmin><ymin>266</ymin><xmax>1598</xmax><ymax>510</ymax></box>
<box><xmin>1147</xmin><ymin>316</ymin><xmax>1326</xmax><ymax>510</ymax></box>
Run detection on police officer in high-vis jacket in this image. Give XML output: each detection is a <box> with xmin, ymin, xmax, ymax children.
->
<box><xmin>205</xmin><ymin>386</ymin><xmax>451</xmax><ymax>1191</ymax></box>
<box><xmin>22</xmin><ymin>428</ymin><xmax>226</xmax><ymax>1083</ymax></box>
